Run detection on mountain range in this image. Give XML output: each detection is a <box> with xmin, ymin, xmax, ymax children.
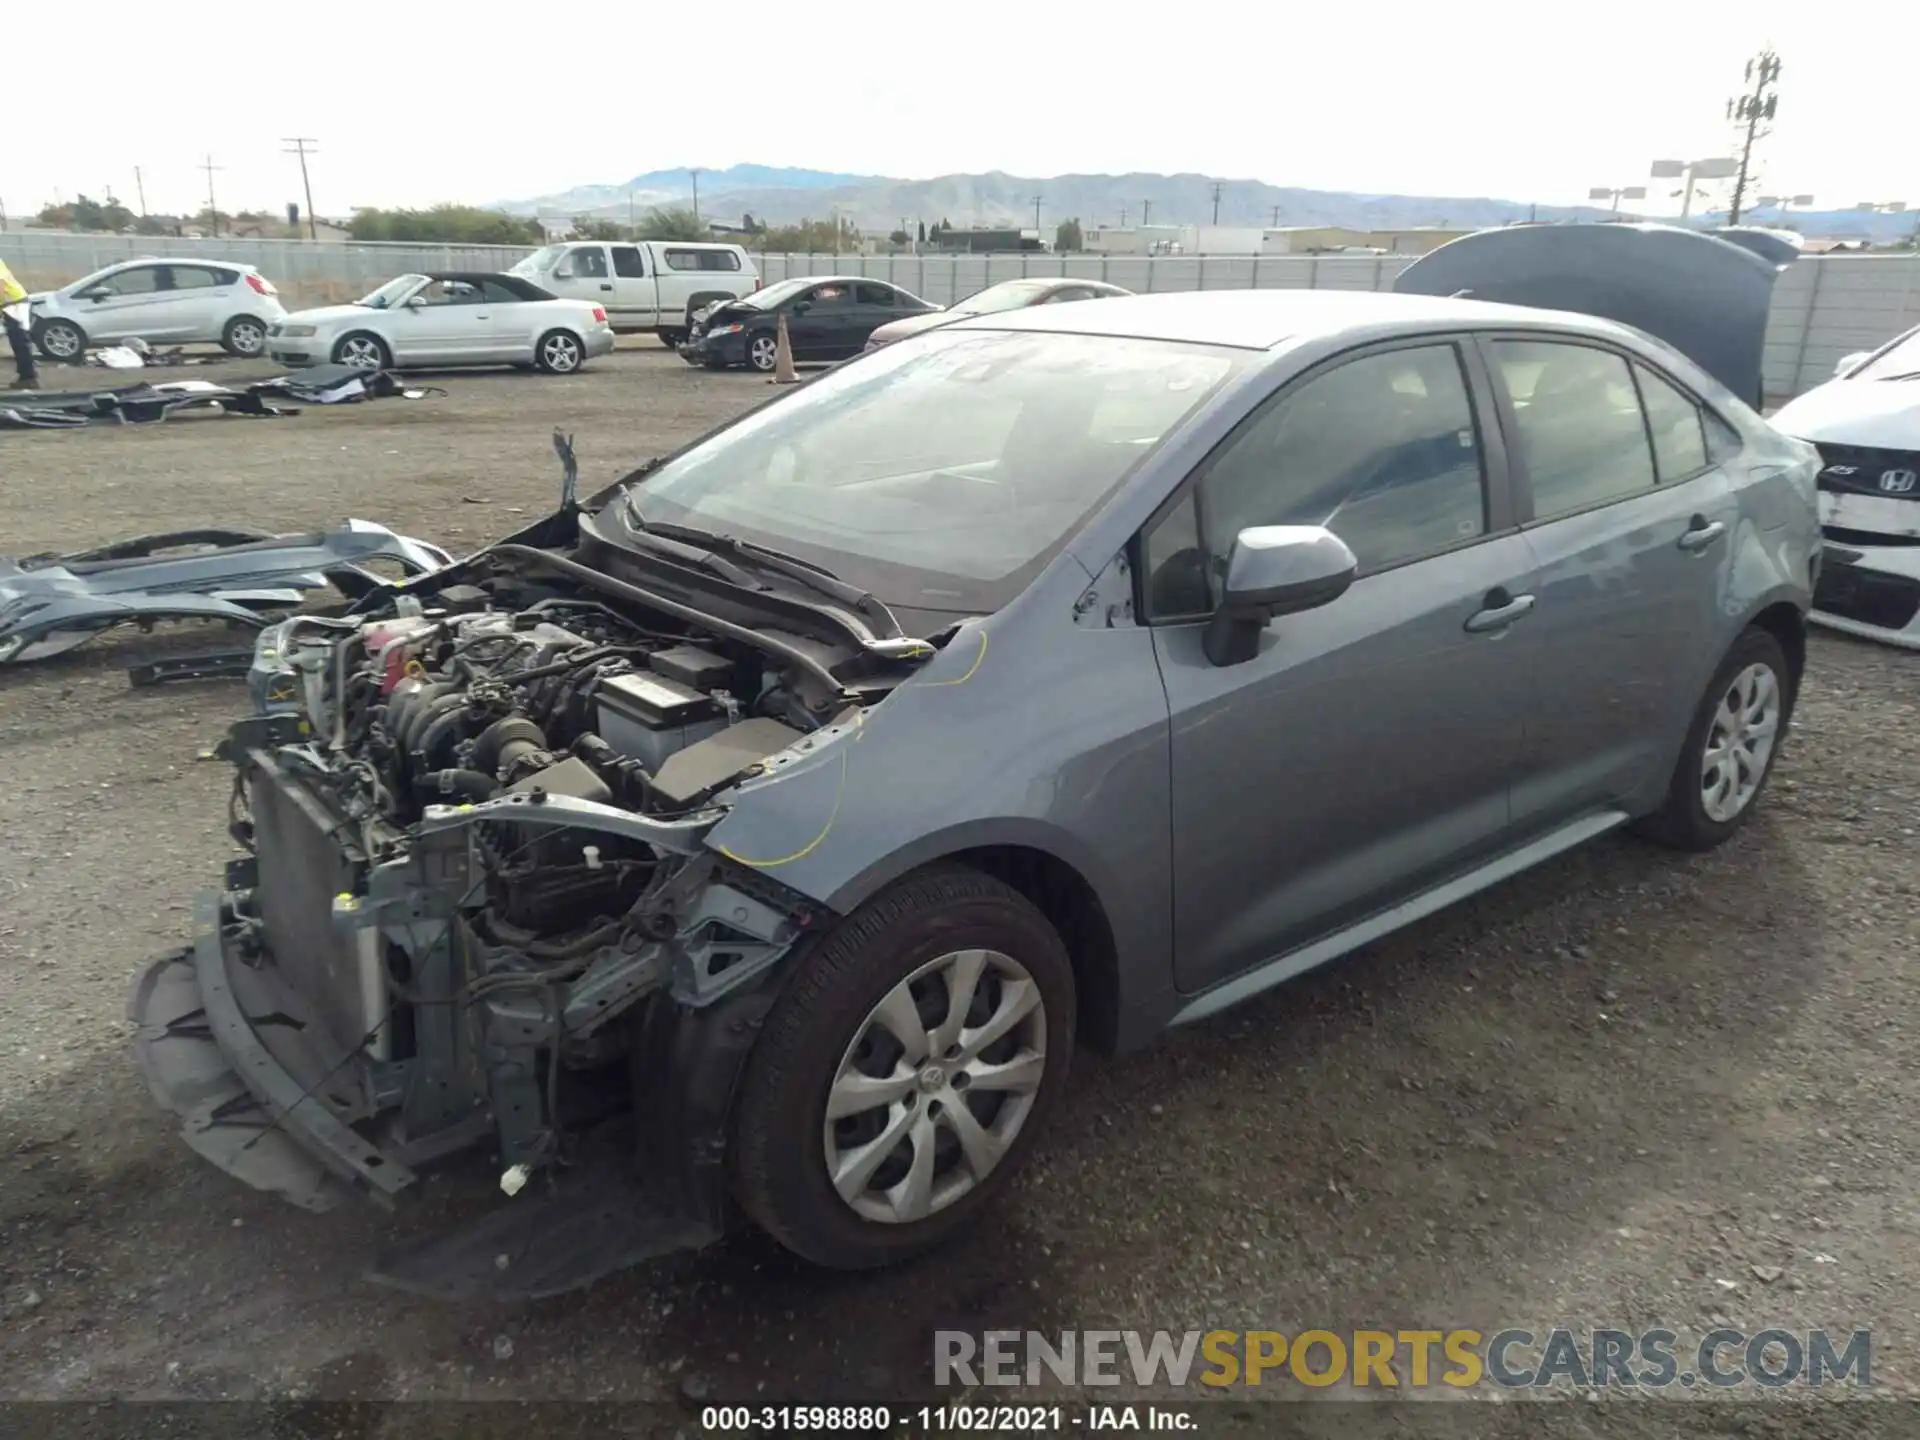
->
<box><xmin>500</xmin><ymin>164</ymin><xmax>1916</xmax><ymax>242</ymax></box>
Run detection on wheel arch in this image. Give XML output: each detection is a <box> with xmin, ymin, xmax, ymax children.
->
<box><xmin>817</xmin><ymin>826</ymin><xmax>1128</xmax><ymax>1056</ymax></box>
<box><xmin>1747</xmin><ymin>598</ymin><xmax>1807</xmax><ymax>701</ymax></box>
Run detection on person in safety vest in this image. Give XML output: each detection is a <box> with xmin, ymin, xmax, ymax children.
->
<box><xmin>0</xmin><ymin>257</ymin><xmax>37</xmax><ymax>389</ymax></box>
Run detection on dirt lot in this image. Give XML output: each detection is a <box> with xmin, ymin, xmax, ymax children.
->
<box><xmin>2</xmin><ymin>346</ymin><xmax>1917</xmax><ymax>1433</ymax></box>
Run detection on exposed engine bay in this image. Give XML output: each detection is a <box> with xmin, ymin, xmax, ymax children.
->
<box><xmin>131</xmin><ymin>470</ymin><xmax>947</xmax><ymax>1293</ymax></box>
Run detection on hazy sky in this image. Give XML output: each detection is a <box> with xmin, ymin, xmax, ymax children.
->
<box><xmin>7</xmin><ymin>1</ymin><xmax>1905</xmax><ymax>221</ymax></box>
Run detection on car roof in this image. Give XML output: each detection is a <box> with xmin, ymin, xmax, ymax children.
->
<box><xmin>100</xmin><ymin>256</ymin><xmax>258</xmax><ymax>273</ymax></box>
<box><xmin>947</xmin><ymin>287</ymin><xmax>1625</xmax><ymax>350</ymax></box>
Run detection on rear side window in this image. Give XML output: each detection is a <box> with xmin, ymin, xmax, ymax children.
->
<box><xmin>611</xmin><ymin>246</ymin><xmax>646</xmax><ymax>278</ymax></box>
<box><xmin>1493</xmin><ymin>340</ymin><xmax>1655</xmax><ymax>520</ymax></box>
<box><xmin>1633</xmin><ymin>363</ymin><xmax>1709</xmax><ymax>481</ymax></box>
<box><xmin>166</xmin><ymin>266</ymin><xmax>223</xmax><ymax>290</ymax></box>
<box><xmin>664</xmin><ymin>248</ymin><xmax>743</xmax><ymax>272</ymax></box>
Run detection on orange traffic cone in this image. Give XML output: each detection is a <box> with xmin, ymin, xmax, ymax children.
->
<box><xmin>771</xmin><ymin>312</ymin><xmax>799</xmax><ymax>384</ymax></box>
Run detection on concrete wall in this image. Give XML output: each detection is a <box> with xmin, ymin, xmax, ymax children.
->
<box><xmin>7</xmin><ymin>230</ymin><xmax>1918</xmax><ymax>399</ymax></box>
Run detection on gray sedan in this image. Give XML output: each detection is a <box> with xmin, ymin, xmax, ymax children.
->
<box><xmin>863</xmin><ymin>276</ymin><xmax>1132</xmax><ymax>350</ymax></box>
<box><xmin>131</xmin><ymin>286</ymin><xmax>1818</xmax><ymax>1287</ymax></box>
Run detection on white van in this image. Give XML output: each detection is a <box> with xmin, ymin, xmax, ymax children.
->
<box><xmin>509</xmin><ymin>241</ymin><xmax>759</xmax><ymax>345</ymax></box>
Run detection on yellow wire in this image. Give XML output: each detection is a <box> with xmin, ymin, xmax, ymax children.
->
<box><xmin>915</xmin><ymin>629</ymin><xmax>987</xmax><ymax>687</ymax></box>
<box><xmin>714</xmin><ymin>750</ymin><xmax>848</xmax><ymax>868</ymax></box>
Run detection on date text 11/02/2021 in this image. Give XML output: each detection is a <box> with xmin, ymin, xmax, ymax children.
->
<box><xmin>699</xmin><ymin>1406</ymin><xmax>1194</xmax><ymax>1431</ymax></box>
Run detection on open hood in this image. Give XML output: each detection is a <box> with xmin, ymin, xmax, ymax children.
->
<box><xmin>1394</xmin><ymin>222</ymin><xmax>1795</xmax><ymax>409</ymax></box>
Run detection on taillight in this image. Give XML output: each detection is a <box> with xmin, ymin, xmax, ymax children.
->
<box><xmin>246</xmin><ymin>273</ymin><xmax>276</xmax><ymax>296</ymax></box>
<box><xmin>592</xmin><ymin>306</ymin><xmax>607</xmax><ymax>323</ymax></box>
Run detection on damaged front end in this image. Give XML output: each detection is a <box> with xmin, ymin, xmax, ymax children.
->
<box><xmin>130</xmin><ymin>500</ymin><xmax>930</xmax><ymax>1298</ymax></box>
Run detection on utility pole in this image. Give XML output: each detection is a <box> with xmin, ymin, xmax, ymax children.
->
<box><xmin>200</xmin><ymin>154</ymin><xmax>223</xmax><ymax>236</ymax></box>
<box><xmin>688</xmin><ymin>168</ymin><xmax>702</xmax><ymax>224</ymax></box>
<box><xmin>133</xmin><ymin>167</ymin><xmax>148</xmax><ymax>217</ymax></box>
<box><xmin>1141</xmin><ymin>199</ymin><xmax>1153</xmax><ymax>227</ymax></box>
<box><xmin>1726</xmin><ymin>49</ymin><xmax>1783</xmax><ymax>226</ymax></box>
<box><xmin>1210</xmin><ymin>182</ymin><xmax>1223</xmax><ymax>225</ymax></box>
<box><xmin>1270</xmin><ymin>204</ymin><xmax>1281</xmax><ymax>227</ymax></box>
<box><xmin>1031</xmin><ymin>193</ymin><xmax>1043</xmax><ymax>232</ymax></box>
<box><xmin>282</xmin><ymin>137</ymin><xmax>319</xmax><ymax>239</ymax></box>
<box><xmin>1119</xmin><ymin>205</ymin><xmax>1129</xmax><ymax>227</ymax></box>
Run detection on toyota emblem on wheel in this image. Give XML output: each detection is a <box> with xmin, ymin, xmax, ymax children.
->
<box><xmin>1880</xmin><ymin>468</ymin><xmax>1918</xmax><ymax>494</ymax></box>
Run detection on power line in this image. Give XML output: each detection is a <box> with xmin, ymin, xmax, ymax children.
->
<box><xmin>283</xmin><ymin>137</ymin><xmax>320</xmax><ymax>239</ymax></box>
<box><xmin>199</xmin><ymin>154</ymin><xmax>224</xmax><ymax>236</ymax></box>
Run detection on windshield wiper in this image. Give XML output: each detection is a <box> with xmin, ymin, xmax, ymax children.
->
<box><xmin>621</xmin><ymin>499</ymin><xmax>885</xmax><ymax>618</ymax></box>
<box><xmin>1871</xmin><ymin>370</ymin><xmax>1920</xmax><ymax>382</ymax></box>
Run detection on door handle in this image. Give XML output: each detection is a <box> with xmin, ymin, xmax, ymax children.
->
<box><xmin>600</xmin><ymin>282</ymin><xmax>614</xmax><ymax>291</ymax></box>
<box><xmin>1677</xmin><ymin>517</ymin><xmax>1727</xmax><ymax>553</ymax></box>
<box><xmin>1464</xmin><ymin>590</ymin><xmax>1537</xmax><ymax>633</ymax></box>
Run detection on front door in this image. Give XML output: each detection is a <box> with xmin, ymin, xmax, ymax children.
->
<box><xmin>788</xmin><ymin>281</ymin><xmax>856</xmax><ymax>359</ymax></box>
<box><xmin>607</xmin><ymin>245</ymin><xmax>657</xmax><ymax>330</ymax></box>
<box><xmin>388</xmin><ymin>278</ymin><xmax>482</xmax><ymax>362</ymax></box>
<box><xmin>1144</xmin><ymin>339</ymin><xmax>1535</xmax><ymax>995</ymax></box>
<box><xmin>551</xmin><ymin>244</ymin><xmax>615</xmax><ymax>307</ymax></box>
<box><xmin>75</xmin><ymin>263</ymin><xmax>175</xmax><ymax>342</ymax></box>
<box><xmin>1483</xmin><ymin>336</ymin><xmax>1744</xmax><ymax>829</ymax></box>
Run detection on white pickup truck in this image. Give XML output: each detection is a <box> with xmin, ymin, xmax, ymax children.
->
<box><xmin>508</xmin><ymin>240</ymin><xmax>760</xmax><ymax>345</ymax></box>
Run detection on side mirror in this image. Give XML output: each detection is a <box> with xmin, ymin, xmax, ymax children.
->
<box><xmin>402</xmin><ymin>296</ymin><xmax>425</xmax><ymax>309</ymax></box>
<box><xmin>1834</xmin><ymin>351</ymin><xmax>1869</xmax><ymax>378</ymax></box>
<box><xmin>791</xmin><ymin>300</ymin><xmax>812</xmax><ymax>315</ymax></box>
<box><xmin>1202</xmin><ymin>525</ymin><xmax>1357</xmax><ymax>667</ymax></box>
<box><xmin>553</xmin><ymin>266</ymin><xmax>574</xmax><ymax>280</ymax></box>
<box><xmin>81</xmin><ymin>290</ymin><xmax>109</xmax><ymax>302</ymax></box>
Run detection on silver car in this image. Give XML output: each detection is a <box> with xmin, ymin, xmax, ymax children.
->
<box><xmin>130</xmin><ymin>288</ymin><xmax>1817</xmax><ymax>1291</ymax></box>
<box><xmin>267</xmin><ymin>271</ymin><xmax>617</xmax><ymax>373</ymax></box>
<box><xmin>30</xmin><ymin>257</ymin><xmax>286</xmax><ymax>361</ymax></box>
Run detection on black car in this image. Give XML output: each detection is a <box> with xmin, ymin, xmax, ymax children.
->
<box><xmin>680</xmin><ymin>276</ymin><xmax>937</xmax><ymax>372</ymax></box>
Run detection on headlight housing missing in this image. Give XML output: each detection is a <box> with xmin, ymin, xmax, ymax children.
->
<box><xmin>278</xmin><ymin>324</ymin><xmax>318</xmax><ymax>338</ymax></box>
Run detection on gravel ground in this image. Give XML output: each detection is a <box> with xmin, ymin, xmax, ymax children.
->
<box><xmin>2</xmin><ymin>346</ymin><xmax>1917</xmax><ymax>1434</ymax></box>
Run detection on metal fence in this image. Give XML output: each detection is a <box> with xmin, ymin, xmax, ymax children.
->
<box><xmin>7</xmin><ymin>230</ymin><xmax>1918</xmax><ymax>399</ymax></box>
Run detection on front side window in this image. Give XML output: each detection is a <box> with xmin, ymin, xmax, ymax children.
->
<box><xmin>1145</xmin><ymin>344</ymin><xmax>1488</xmax><ymax>616</ymax></box>
<box><xmin>569</xmin><ymin>247</ymin><xmax>609</xmax><ymax>279</ymax></box>
<box><xmin>611</xmin><ymin>246</ymin><xmax>646</xmax><ymax>278</ymax></box>
<box><xmin>94</xmin><ymin>266</ymin><xmax>161</xmax><ymax>296</ymax></box>
<box><xmin>1493</xmin><ymin>340</ymin><xmax>1655</xmax><ymax>520</ymax></box>
<box><xmin>806</xmin><ymin>284</ymin><xmax>852</xmax><ymax>308</ymax></box>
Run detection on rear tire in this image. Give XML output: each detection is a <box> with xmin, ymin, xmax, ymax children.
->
<box><xmin>1634</xmin><ymin>626</ymin><xmax>1794</xmax><ymax>851</ymax></box>
<box><xmin>535</xmin><ymin>329</ymin><xmax>584</xmax><ymax>374</ymax></box>
<box><xmin>332</xmin><ymin>332</ymin><xmax>392</xmax><ymax>371</ymax></box>
<box><xmin>35</xmin><ymin>318</ymin><xmax>87</xmax><ymax>363</ymax></box>
<box><xmin>221</xmin><ymin>315</ymin><xmax>268</xmax><ymax>357</ymax></box>
<box><xmin>730</xmin><ymin>865</ymin><xmax>1075</xmax><ymax>1270</ymax></box>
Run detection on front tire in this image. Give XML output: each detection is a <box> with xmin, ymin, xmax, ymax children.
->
<box><xmin>221</xmin><ymin>315</ymin><xmax>268</xmax><ymax>357</ymax></box>
<box><xmin>746</xmin><ymin>330</ymin><xmax>779</xmax><ymax>373</ymax></box>
<box><xmin>731</xmin><ymin>865</ymin><xmax>1075</xmax><ymax>1270</ymax></box>
<box><xmin>1635</xmin><ymin>626</ymin><xmax>1794</xmax><ymax>851</ymax></box>
<box><xmin>35</xmin><ymin>318</ymin><xmax>86</xmax><ymax>363</ymax></box>
<box><xmin>535</xmin><ymin>329</ymin><xmax>584</xmax><ymax>374</ymax></box>
<box><xmin>332</xmin><ymin>331</ymin><xmax>392</xmax><ymax>371</ymax></box>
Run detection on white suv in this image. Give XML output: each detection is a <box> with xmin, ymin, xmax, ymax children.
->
<box><xmin>30</xmin><ymin>259</ymin><xmax>288</xmax><ymax>361</ymax></box>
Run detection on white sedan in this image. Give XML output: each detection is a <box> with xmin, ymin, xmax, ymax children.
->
<box><xmin>266</xmin><ymin>272</ymin><xmax>616</xmax><ymax>374</ymax></box>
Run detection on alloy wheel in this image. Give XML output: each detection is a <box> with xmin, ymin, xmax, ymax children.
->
<box><xmin>228</xmin><ymin>320</ymin><xmax>265</xmax><ymax>355</ymax></box>
<box><xmin>542</xmin><ymin>334</ymin><xmax>581</xmax><ymax>372</ymax></box>
<box><xmin>1701</xmin><ymin>661</ymin><xmax>1781</xmax><ymax>823</ymax></box>
<box><xmin>41</xmin><ymin>324</ymin><xmax>82</xmax><ymax>360</ymax></box>
<box><xmin>338</xmin><ymin>337</ymin><xmax>384</xmax><ymax>370</ymax></box>
<box><xmin>822</xmin><ymin>948</ymin><xmax>1047</xmax><ymax>1225</ymax></box>
<box><xmin>749</xmin><ymin>335</ymin><xmax>778</xmax><ymax>371</ymax></box>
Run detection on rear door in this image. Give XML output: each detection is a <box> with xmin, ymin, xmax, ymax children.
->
<box><xmin>1147</xmin><ymin>337</ymin><xmax>1537</xmax><ymax>995</ymax></box>
<box><xmin>607</xmin><ymin>245</ymin><xmax>657</xmax><ymax>330</ymax></box>
<box><xmin>850</xmin><ymin>282</ymin><xmax>910</xmax><ymax>353</ymax></box>
<box><xmin>73</xmin><ymin>263</ymin><xmax>174</xmax><ymax>341</ymax></box>
<box><xmin>1482</xmin><ymin>334</ymin><xmax>1743</xmax><ymax>831</ymax></box>
<box><xmin>160</xmin><ymin>263</ymin><xmax>235</xmax><ymax>342</ymax></box>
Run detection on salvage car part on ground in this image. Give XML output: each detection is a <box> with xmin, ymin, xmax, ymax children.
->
<box><xmin>1768</xmin><ymin>321</ymin><xmax>1920</xmax><ymax>650</ymax></box>
<box><xmin>0</xmin><ymin>522</ymin><xmax>453</xmax><ymax>663</ymax></box>
<box><xmin>125</xmin><ymin>288</ymin><xmax>1817</xmax><ymax>1299</ymax></box>
<box><xmin>0</xmin><ymin>367</ymin><xmax>433</xmax><ymax>429</ymax></box>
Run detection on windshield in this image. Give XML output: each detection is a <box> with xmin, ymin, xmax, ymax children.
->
<box><xmin>356</xmin><ymin>275</ymin><xmax>426</xmax><ymax>309</ymax></box>
<box><xmin>954</xmin><ymin>280</ymin><xmax>1054</xmax><ymax>315</ymax></box>
<box><xmin>1852</xmin><ymin>326</ymin><xmax>1920</xmax><ymax>381</ymax></box>
<box><xmin>737</xmin><ymin>278</ymin><xmax>817</xmax><ymax>310</ymax></box>
<box><xmin>617</xmin><ymin>328</ymin><xmax>1246</xmax><ymax>617</ymax></box>
<box><xmin>510</xmin><ymin>245</ymin><xmax>566</xmax><ymax>277</ymax></box>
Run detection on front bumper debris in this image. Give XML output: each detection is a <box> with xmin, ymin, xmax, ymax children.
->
<box><xmin>129</xmin><ymin>892</ymin><xmax>417</xmax><ymax>1212</ymax></box>
<box><xmin>1813</xmin><ymin>489</ymin><xmax>1920</xmax><ymax>650</ymax></box>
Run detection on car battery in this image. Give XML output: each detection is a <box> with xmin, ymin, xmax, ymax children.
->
<box><xmin>594</xmin><ymin>671</ymin><xmax>727</xmax><ymax>774</ymax></box>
